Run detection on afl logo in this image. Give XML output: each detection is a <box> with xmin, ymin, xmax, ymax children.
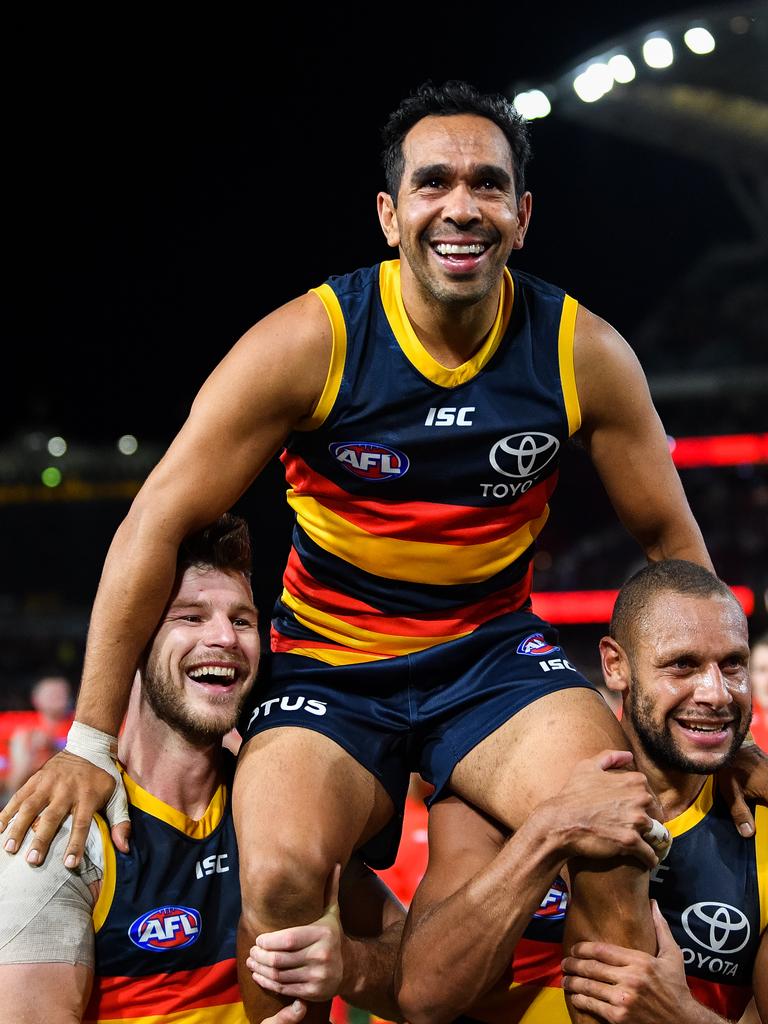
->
<box><xmin>517</xmin><ymin>632</ymin><xmax>560</xmax><ymax>656</ymax></box>
<box><xmin>129</xmin><ymin>905</ymin><xmax>202</xmax><ymax>952</ymax></box>
<box><xmin>681</xmin><ymin>902</ymin><xmax>750</xmax><ymax>954</ymax></box>
<box><xmin>489</xmin><ymin>432</ymin><xmax>559</xmax><ymax>479</ymax></box>
<box><xmin>330</xmin><ymin>441</ymin><xmax>409</xmax><ymax>481</ymax></box>
<box><xmin>535</xmin><ymin>877</ymin><xmax>569</xmax><ymax>920</ymax></box>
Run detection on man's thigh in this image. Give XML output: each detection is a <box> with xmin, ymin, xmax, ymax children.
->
<box><xmin>234</xmin><ymin>726</ymin><xmax>396</xmax><ymax>868</ymax></box>
<box><xmin>450</xmin><ymin>686</ymin><xmax>628</xmax><ymax>831</ymax></box>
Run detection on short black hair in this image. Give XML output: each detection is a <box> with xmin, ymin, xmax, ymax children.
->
<box><xmin>177</xmin><ymin>513</ymin><xmax>253</xmax><ymax>578</ymax></box>
<box><xmin>381</xmin><ymin>79</ymin><xmax>531</xmax><ymax>201</ymax></box>
<box><xmin>610</xmin><ymin>559</ymin><xmax>738</xmax><ymax>651</ymax></box>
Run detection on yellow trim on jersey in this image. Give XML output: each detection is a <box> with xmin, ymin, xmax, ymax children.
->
<box><xmin>121</xmin><ymin>769</ymin><xmax>227</xmax><ymax>839</ymax></box>
<box><xmin>506</xmin><ymin>982</ymin><xmax>569</xmax><ymax>1022</ymax></box>
<box><xmin>558</xmin><ymin>294</ymin><xmax>581</xmax><ymax>437</ymax></box>
<box><xmin>664</xmin><ymin>775</ymin><xmax>714</xmax><ymax>839</ymax></box>
<box><xmin>85</xmin><ymin>1002</ymin><xmax>247</xmax><ymax>1023</ymax></box>
<box><xmin>92</xmin><ymin>813</ymin><xmax>116</xmax><ymax>934</ymax></box>
<box><xmin>281</xmin><ymin>587</ymin><xmax>470</xmax><ymax>654</ymax></box>
<box><xmin>279</xmin><ymin>645</ymin><xmax>388</xmax><ymax>665</ymax></box>
<box><xmin>379</xmin><ymin>260</ymin><xmax>514</xmax><ymax>387</ymax></box>
<box><xmin>755</xmin><ymin>802</ymin><xmax>768</xmax><ymax>934</ymax></box>
<box><xmin>298</xmin><ymin>283</ymin><xmax>348</xmax><ymax>430</ymax></box>
<box><xmin>286</xmin><ymin>491</ymin><xmax>549</xmax><ymax>585</ymax></box>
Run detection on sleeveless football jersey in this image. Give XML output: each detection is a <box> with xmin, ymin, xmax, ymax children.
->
<box><xmin>272</xmin><ymin>259</ymin><xmax>580</xmax><ymax>666</ymax></box>
<box><xmin>498</xmin><ymin>777</ymin><xmax>767</xmax><ymax>1022</ymax></box>
<box><xmin>84</xmin><ymin>770</ymin><xmax>244</xmax><ymax>1024</ymax></box>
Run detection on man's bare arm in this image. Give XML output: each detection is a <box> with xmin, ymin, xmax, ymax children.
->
<box><xmin>0</xmin><ymin>292</ymin><xmax>332</xmax><ymax>864</ymax></box>
<box><xmin>397</xmin><ymin>751</ymin><xmax>660</xmax><ymax>1024</ymax></box>
<box><xmin>574</xmin><ymin>306</ymin><xmax>712</xmax><ymax>569</ymax></box>
<box><xmin>248</xmin><ymin>858</ymin><xmax>406</xmax><ymax>1021</ymax></box>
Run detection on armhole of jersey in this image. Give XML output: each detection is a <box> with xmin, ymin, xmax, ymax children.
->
<box><xmin>92</xmin><ymin>814</ymin><xmax>116</xmax><ymax>934</ymax></box>
<box><xmin>558</xmin><ymin>294</ymin><xmax>581</xmax><ymax>437</ymax></box>
<box><xmin>755</xmin><ymin>802</ymin><xmax>768</xmax><ymax>934</ymax></box>
<box><xmin>296</xmin><ymin>284</ymin><xmax>347</xmax><ymax>431</ymax></box>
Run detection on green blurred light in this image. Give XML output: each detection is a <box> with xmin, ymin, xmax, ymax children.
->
<box><xmin>41</xmin><ymin>466</ymin><xmax>62</xmax><ymax>487</ymax></box>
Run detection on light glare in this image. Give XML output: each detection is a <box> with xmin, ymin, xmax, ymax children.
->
<box><xmin>684</xmin><ymin>27</ymin><xmax>715</xmax><ymax>54</ymax></box>
<box><xmin>513</xmin><ymin>90</ymin><xmax>551</xmax><ymax>120</ymax></box>
<box><xmin>574</xmin><ymin>62</ymin><xmax>614</xmax><ymax>103</ymax></box>
<box><xmin>608</xmin><ymin>54</ymin><xmax>636</xmax><ymax>83</ymax></box>
<box><xmin>643</xmin><ymin>36</ymin><xmax>674</xmax><ymax>68</ymax></box>
<box><xmin>41</xmin><ymin>466</ymin><xmax>62</xmax><ymax>487</ymax></box>
<box><xmin>118</xmin><ymin>434</ymin><xmax>139</xmax><ymax>455</ymax></box>
<box><xmin>47</xmin><ymin>436</ymin><xmax>67</xmax><ymax>457</ymax></box>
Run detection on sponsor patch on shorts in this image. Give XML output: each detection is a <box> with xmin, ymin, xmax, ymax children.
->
<box><xmin>517</xmin><ymin>632</ymin><xmax>560</xmax><ymax>656</ymax></box>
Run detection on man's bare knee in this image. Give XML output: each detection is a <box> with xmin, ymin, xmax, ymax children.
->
<box><xmin>239</xmin><ymin>847</ymin><xmax>333</xmax><ymax>934</ymax></box>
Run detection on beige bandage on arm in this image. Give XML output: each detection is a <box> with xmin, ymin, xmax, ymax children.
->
<box><xmin>65</xmin><ymin>721</ymin><xmax>130</xmax><ymax>829</ymax></box>
<box><xmin>0</xmin><ymin>818</ymin><xmax>103</xmax><ymax>968</ymax></box>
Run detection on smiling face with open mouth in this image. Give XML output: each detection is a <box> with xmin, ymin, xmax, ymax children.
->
<box><xmin>142</xmin><ymin>566</ymin><xmax>260</xmax><ymax>745</ymax></box>
<box><xmin>624</xmin><ymin>592</ymin><xmax>751</xmax><ymax>775</ymax></box>
<box><xmin>378</xmin><ymin>113</ymin><xmax>531</xmax><ymax>312</ymax></box>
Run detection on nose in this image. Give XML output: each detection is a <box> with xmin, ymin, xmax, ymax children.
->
<box><xmin>442</xmin><ymin>183</ymin><xmax>481</xmax><ymax>226</ymax></box>
<box><xmin>692</xmin><ymin>664</ymin><xmax>733</xmax><ymax>709</ymax></box>
<box><xmin>203</xmin><ymin>612</ymin><xmax>239</xmax><ymax>649</ymax></box>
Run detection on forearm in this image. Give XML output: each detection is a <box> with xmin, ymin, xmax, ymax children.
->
<box><xmin>339</xmin><ymin>921</ymin><xmax>404</xmax><ymax>1021</ymax></box>
<box><xmin>397</xmin><ymin>816</ymin><xmax>563</xmax><ymax>1024</ymax></box>
<box><xmin>77</xmin><ymin>506</ymin><xmax>184</xmax><ymax>731</ymax></box>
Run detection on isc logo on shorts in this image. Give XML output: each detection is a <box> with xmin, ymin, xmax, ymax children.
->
<box><xmin>330</xmin><ymin>441</ymin><xmax>409</xmax><ymax>481</ymax></box>
<box><xmin>517</xmin><ymin>632</ymin><xmax>560</xmax><ymax>656</ymax></box>
<box><xmin>129</xmin><ymin>906</ymin><xmax>201</xmax><ymax>951</ymax></box>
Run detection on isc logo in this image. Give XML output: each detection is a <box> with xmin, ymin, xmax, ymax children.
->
<box><xmin>539</xmin><ymin>658</ymin><xmax>576</xmax><ymax>672</ymax></box>
<box><xmin>129</xmin><ymin>906</ymin><xmax>201</xmax><ymax>951</ymax></box>
<box><xmin>330</xmin><ymin>442</ymin><xmax>409</xmax><ymax>481</ymax></box>
<box><xmin>195</xmin><ymin>853</ymin><xmax>229</xmax><ymax>879</ymax></box>
<box><xmin>425</xmin><ymin>407</ymin><xmax>475</xmax><ymax>427</ymax></box>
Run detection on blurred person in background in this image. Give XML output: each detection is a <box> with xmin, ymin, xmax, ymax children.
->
<box><xmin>6</xmin><ymin>674</ymin><xmax>74</xmax><ymax>795</ymax></box>
<box><xmin>748</xmin><ymin>632</ymin><xmax>768</xmax><ymax>751</ymax></box>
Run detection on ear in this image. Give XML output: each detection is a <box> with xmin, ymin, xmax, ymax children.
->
<box><xmin>377</xmin><ymin>192</ymin><xmax>400</xmax><ymax>248</ymax></box>
<box><xmin>511</xmin><ymin>191</ymin><xmax>533</xmax><ymax>251</ymax></box>
<box><xmin>599</xmin><ymin>636</ymin><xmax>630</xmax><ymax>695</ymax></box>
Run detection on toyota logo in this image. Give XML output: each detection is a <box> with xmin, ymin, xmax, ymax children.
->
<box><xmin>681</xmin><ymin>902</ymin><xmax>750</xmax><ymax>954</ymax></box>
<box><xmin>489</xmin><ymin>432</ymin><xmax>560</xmax><ymax>479</ymax></box>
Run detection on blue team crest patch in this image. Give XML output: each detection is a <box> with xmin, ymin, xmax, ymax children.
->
<box><xmin>330</xmin><ymin>441</ymin><xmax>409</xmax><ymax>481</ymax></box>
<box><xmin>128</xmin><ymin>905</ymin><xmax>202</xmax><ymax>952</ymax></box>
<box><xmin>517</xmin><ymin>632</ymin><xmax>560</xmax><ymax>656</ymax></box>
<box><xmin>535</xmin><ymin>876</ymin><xmax>569</xmax><ymax>920</ymax></box>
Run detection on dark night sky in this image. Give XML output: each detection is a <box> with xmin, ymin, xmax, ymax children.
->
<box><xmin>6</xmin><ymin>0</ymin><xmax>740</xmax><ymax>447</ymax></box>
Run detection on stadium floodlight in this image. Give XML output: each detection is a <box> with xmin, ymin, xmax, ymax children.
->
<box><xmin>608</xmin><ymin>53</ymin><xmax>636</xmax><ymax>83</ymax></box>
<box><xmin>642</xmin><ymin>35</ymin><xmax>675</xmax><ymax>68</ymax></box>
<box><xmin>573</xmin><ymin>62</ymin><xmax>614</xmax><ymax>103</ymax></box>
<box><xmin>47</xmin><ymin>436</ymin><xmax>67</xmax><ymax>457</ymax></box>
<box><xmin>684</xmin><ymin>26</ymin><xmax>716</xmax><ymax>54</ymax></box>
<box><xmin>513</xmin><ymin>89</ymin><xmax>552</xmax><ymax>119</ymax></box>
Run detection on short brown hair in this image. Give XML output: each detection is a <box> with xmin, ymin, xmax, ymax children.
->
<box><xmin>177</xmin><ymin>513</ymin><xmax>252</xmax><ymax>578</ymax></box>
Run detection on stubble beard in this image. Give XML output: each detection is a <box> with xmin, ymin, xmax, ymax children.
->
<box><xmin>143</xmin><ymin>656</ymin><xmax>244</xmax><ymax>747</ymax></box>
<box><xmin>628</xmin><ymin>681</ymin><xmax>751</xmax><ymax>775</ymax></box>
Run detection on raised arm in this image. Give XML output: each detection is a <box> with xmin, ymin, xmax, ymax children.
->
<box><xmin>574</xmin><ymin>306</ymin><xmax>712</xmax><ymax>569</ymax></box>
<box><xmin>0</xmin><ymin>292</ymin><xmax>332</xmax><ymax>865</ymax></box>
<box><xmin>396</xmin><ymin>750</ymin><xmax>660</xmax><ymax>1024</ymax></box>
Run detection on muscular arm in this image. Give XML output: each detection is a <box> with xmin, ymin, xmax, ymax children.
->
<box><xmin>0</xmin><ymin>293</ymin><xmax>332</xmax><ymax>861</ymax></box>
<box><xmin>78</xmin><ymin>292</ymin><xmax>332</xmax><ymax>734</ymax></box>
<box><xmin>574</xmin><ymin>306</ymin><xmax>712</xmax><ymax>570</ymax></box>
<box><xmin>751</xmin><ymin>929</ymin><xmax>767</xmax><ymax>1023</ymax></box>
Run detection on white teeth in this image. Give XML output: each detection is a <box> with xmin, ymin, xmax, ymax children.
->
<box><xmin>681</xmin><ymin>723</ymin><xmax>725</xmax><ymax>732</ymax></box>
<box><xmin>435</xmin><ymin>243</ymin><xmax>485</xmax><ymax>255</ymax></box>
<box><xmin>188</xmin><ymin>666</ymin><xmax>236</xmax><ymax>680</ymax></box>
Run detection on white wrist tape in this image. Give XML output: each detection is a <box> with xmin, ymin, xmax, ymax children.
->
<box><xmin>64</xmin><ymin>722</ymin><xmax>130</xmax><ymax>828</ymax></box>
<box><xmin>643</xmin><ymin>817</ymin><xmax>673</xmax><ymax>862</ymax></box>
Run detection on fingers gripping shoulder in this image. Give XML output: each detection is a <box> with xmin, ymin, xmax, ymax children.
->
<box><xmin>64</xmin><ymin>722</ymin><xmax>129</xmax><ymax>828</ymax></box>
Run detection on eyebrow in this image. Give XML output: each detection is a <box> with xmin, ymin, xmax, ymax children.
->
<box><xmin>410</xmin><ymin>163</ymin><xmax>513</xmax><ymax>190</ymax></box>
<box><xmin>168</xmin><ymin>599</ymin><xmax>257</xmax><ymax>617</ymax></box>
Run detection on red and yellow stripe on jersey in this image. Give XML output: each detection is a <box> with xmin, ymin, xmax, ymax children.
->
<box><xmin>84</xmin><ymin>769</ymin><xmax>244</xmax><ymax>1023</ymax></box>
<box><xmin>494</xmin><ymin>778</ymin><xmax>766</xmax><ymax>1022</ymax></box>
<box><xmin>272</xmin><ymin>260</ymin><xmax>580</xmax><ymax>665</ymax></box>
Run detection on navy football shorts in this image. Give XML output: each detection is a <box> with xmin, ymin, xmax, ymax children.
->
<box><xmin>239</xmin><ymin>607</ymin><xmax>596</xmax><ymax>867</ymax></box>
